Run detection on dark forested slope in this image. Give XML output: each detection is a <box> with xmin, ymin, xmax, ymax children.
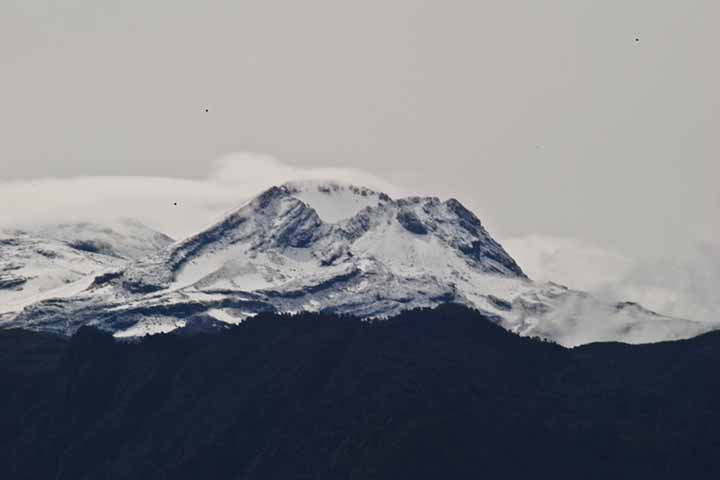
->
<box><xmin>1</xmin><ymin>304</ymin><xmax>720</xmax><ymax>479</ymax></box>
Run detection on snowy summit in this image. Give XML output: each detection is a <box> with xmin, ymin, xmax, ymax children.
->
<box><xmin>0</xmin><ymin>181</ymin><xmax>712</xmax><ymax>346</ymax></box>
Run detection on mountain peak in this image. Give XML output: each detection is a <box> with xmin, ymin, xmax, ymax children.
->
<box><xmin>278</xmin><ymin>180</ymin><xmax>392</xmax><ymax>224</ymax></box>
<box><xmin>2</xmin><ymin>183</ymin><xmax>708</xmax><ymax>347</ymax></box>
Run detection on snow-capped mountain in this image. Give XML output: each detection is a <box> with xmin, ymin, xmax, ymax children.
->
<box><xmin>0</xmin><ymin>182</ymin><xmax>712</xmax><ymax>346</ymax></box>
<box><xmin>15</xmin><ymin>219</ymin><xmax>175</xmax><ymax>261</ymax></box>
<box><xmin>0</xmin><ymin>220</ymin><xmax>172</xmax><ymax>319</ymax></box>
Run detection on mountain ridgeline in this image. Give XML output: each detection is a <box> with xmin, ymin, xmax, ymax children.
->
<box><xmin>1</xmin><ymin>181</ymin><xmax>712</xmax><ymax>346</ymax></box>
<box><xmin>1</xmin><ymin>304</ymin><xmax>720</xmax><ymax>479</ymax></box>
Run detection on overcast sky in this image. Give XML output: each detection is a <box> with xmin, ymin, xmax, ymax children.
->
<box><xmin>1</xmin><ymin>1</ymin><xmax>718</xmax><ymax>320</ymax></box>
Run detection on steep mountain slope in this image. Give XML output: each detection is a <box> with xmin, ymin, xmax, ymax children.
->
<box><xmin>1</xmin><ymin>182</ymin><xmax>712</xmax><ymax>345</ymax></box>
<box><xmin>0</xmin><ymin>220</ymin><xmax>173</xmax><ymax>320</ymax></box>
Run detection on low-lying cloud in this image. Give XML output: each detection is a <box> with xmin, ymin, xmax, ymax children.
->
<box><xmin>505</xmin><ymin>234</ymin><xmax>720</xmax><ymax>324</ymax></box>
<box><xmin>0</xmin><ymin>152</ymin><xmax>402</xmax><ymax>239</ymax></box>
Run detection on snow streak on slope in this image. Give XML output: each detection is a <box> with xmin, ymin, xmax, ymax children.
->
<box><xmin>0</xmin><ymin>221</ymin><xmax>172</xmax><ymax>316</ymax></box>
<box><xmin>1</xmin><ymin>181</ymin><xmax>714</xmax><ymax>346</ymax></box>
<box><xmin>0</xmin><ymin>233</ymin><xmax>123</xmax><ymax>314</ymax></box>
<box><xmin>19</xmin><ymin>219</ymin><xmax>175</xmax><ymax>260</ymax></box>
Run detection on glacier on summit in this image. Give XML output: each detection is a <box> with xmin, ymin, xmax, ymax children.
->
<box><xmin>0</xmin><ymin>182</ymin><xmax>712</xmax><ymax>346</ymax></box>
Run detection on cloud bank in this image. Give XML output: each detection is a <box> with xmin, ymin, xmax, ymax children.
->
<box><xmin>0</xmin><ymin>152</ymin><xmax>402</xmax><ymax>239</ymax></box>
<box><xmin>505</xmin><ymin>234</ymin><xmax>720</xmax><ymax>324</ymax></box>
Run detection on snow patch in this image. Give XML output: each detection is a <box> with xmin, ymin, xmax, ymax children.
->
<box><xmin>287</xmin><ymin>181</ymin><xmax>388</xmax><ymax>223</ymax></box>
<box><xmin>207</xmin><ymin>308</ymin><xmax>255</xmax><ymax>325</ymax></box>
<box><xmin>113</xmin><ymin>317</ymin><xmax>187</xmax><ymax>338</ymax></box>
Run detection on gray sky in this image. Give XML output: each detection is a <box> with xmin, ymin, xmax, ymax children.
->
<box><xmin>1</xmin><ymin>1</ymin><xmax>718</xmax><ymax>319</ymax></box>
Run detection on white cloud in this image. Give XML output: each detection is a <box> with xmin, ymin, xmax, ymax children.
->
<box><xmin>609</xmin><ymin>240</ymin><xmax>720</xmax><ymax>323</ymax></box>
<box><xmin>503</xmin><ymin>235</ymin><xmax>633</xmax><ymax>291</ymax></box>
<box><xmin>0</xmin><ymin>152</ymin><xmax>402</xmax><ymax>239</ymax></box>
<box><xmin>504</xmin><ymin>234</ymin><xmax>720</xmax><ymax>324</ymax></box>
<box><xmin>208</xmin><ymin>153</ymin><xmax>400</xmax><ymax>194</ymax></box>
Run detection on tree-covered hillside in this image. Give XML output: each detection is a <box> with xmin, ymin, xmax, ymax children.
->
<box><xmin>1</xmin><ymin>304</ymin><xmax>719</xmax><ymax>479</ymax></box>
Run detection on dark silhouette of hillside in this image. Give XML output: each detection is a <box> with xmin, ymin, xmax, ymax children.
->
<box><xmin>1</xmin><ymin>304</ymin><xmax>720</xmax><ymax>479</ymax></box>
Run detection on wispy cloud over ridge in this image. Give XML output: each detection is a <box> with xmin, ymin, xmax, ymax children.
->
<box><xmin>0</xmin><ymin>152</ymin><xmax>402</xmax><ymax>239</ymax></box>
